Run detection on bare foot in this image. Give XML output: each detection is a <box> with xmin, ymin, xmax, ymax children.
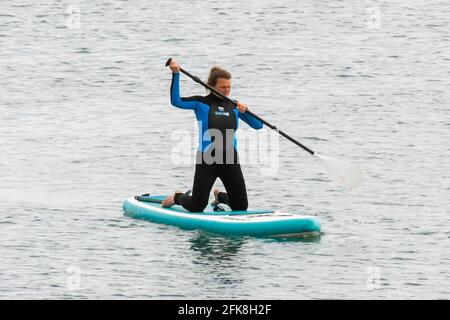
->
<box><xmin>211</xmin><ymin>188</ymin><xmax>221</xmax><ymax>206</ymax></box>
<box><xmin>162</xmin><ymin>190</ymin><xmax>182</xmax><ymax>208</ymax></box>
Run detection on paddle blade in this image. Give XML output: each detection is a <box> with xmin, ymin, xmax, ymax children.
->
<box><xmin>314</xmin><ymin>153</ymin><xmax>363</xmax><ymax>190</ymax></box>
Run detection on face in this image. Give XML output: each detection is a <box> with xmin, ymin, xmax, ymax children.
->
<box><xmin>214</xmin><ymin>78</ymin><xmax>231</xmax><ymax>96</ymax></box>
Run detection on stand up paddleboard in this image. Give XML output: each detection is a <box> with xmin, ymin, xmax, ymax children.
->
<box><xmin>123</xmin><ymin>195</ymin><xmax>321</xmax><ymax>237</ymax></box>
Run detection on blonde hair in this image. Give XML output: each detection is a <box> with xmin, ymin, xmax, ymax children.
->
<box><xmin>207</xmin><ymin>65</ymin><xmax>232</xmax><ymax>87</ymax></box>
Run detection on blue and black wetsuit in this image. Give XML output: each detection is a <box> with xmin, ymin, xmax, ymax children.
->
<box><xmin>170</xmin><ymin>72</ymin><xmax>263</xmax><ymax>212</ymax></box>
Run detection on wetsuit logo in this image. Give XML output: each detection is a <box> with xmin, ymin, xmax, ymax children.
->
<box><xmin>215</xmin><ymin>106</ymin><xmax>230</xmax><ymax>117</ymax></box>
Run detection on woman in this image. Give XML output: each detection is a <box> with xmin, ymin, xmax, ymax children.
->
<box><xmin>162</xmin><ymin>59</ymin><xmax>263</xmax><ymax>212</ymax></box>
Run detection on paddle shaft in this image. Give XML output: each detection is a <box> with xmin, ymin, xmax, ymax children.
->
<box><xmin>165</xmin><ymin>58</ymin><xmax>315</xmax><ymax>156</ymax></box>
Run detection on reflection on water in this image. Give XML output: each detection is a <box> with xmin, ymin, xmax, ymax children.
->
<box><xmin>188</xmin><ymin>232</ymin><xmax>248</xmax><ymax>293</ymax></box>
<box><xmin>187</xmin><ymin>231</ymin><xmax>322</xmax><ymax>293</ymax></box>
<box><xmin>262</xmin><ymin>232</ymin><xmax>323</xmax><ymax>243</ymax></box>
<box><xmin>189</xmin><ymin>232</ymin><xmax>247</xmax><ymax>261</ymax></box>
<box><xmin>189</xmin><ymin>231</ymin><xmax>322</xmax><ymax>261</ymax></box>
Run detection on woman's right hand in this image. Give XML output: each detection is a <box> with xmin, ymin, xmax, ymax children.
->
<box><xmin>169</xmin><ymin>59</ymin><xmax>180</xmax><ymax>73</ymax></box>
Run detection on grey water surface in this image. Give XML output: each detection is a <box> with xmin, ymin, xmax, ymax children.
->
<box><xmin>0</xmin><ymin>0</ymin><xmax>449</xmax><ymax>299</ymax></box>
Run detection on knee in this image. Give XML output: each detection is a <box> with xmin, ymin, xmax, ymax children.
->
<box><xmin>231</xmin><ymin>200</ymin><xmax>248</xmax><ymax>211</ymax></box>
<box><xmin>188</xmin><ymin>201</ymin><xmax>208</xmax><ymax>213</ymax></box>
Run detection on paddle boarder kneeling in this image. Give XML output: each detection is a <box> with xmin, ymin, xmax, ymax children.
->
<box><xmin>162</xmin><ymin>59</ymin><xmax>263</xmax><ymax>212</ymax></box>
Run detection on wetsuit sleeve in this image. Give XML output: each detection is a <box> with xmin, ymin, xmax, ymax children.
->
<box><xmin>238</xmin><ymin>112</ymin><xmax>264</xmax><ymax>129</ymax></box>
<box><xmin>170</xmin><ymin>72</ymin><xmax>198</xmax><ymax>110</ymax></box>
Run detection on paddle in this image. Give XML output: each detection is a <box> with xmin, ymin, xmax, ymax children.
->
<box><xmin>165</xmin><ymin>58</ymin><xmax>363</xmax><ymax>189</ymax></box>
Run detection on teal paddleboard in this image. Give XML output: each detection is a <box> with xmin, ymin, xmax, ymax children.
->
<box><xmin>123</xmin><ymin>195</ymin><xmax>321</xmax><ymax>237</ymax></box>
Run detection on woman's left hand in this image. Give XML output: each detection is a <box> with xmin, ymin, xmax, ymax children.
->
<box><xmin>237</xmin><ymin>101</ymin><xmax>248</xmax><ymax>113</ymax></box>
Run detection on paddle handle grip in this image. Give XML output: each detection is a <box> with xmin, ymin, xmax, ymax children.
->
<box><xmin>165</xmin><ymin>58</ymin><xmax>172</xmax><ymax>67</ymax></box>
